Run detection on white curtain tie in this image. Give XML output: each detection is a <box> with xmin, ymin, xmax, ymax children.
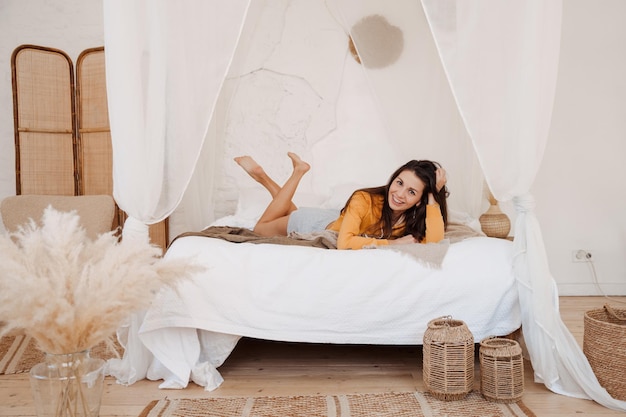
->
<box><xmin>513</xmin><ymin>193</ymin><xmax>536</xmax><ymax>213</ymax></box>
<box><xmin>122</xmin><ymin>216</ymin><xmax>150</xmax><ymax>245</ymax></box>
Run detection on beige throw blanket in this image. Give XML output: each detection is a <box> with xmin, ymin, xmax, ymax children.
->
<box><xmin>172</xmin><ymin>226</ymin><xmax>337</xmax><ymax>249</ymax></box>
<box><xmin>171</xmin><ymin>222</ymin><xmax>483</xmax><ymax>269</ymax></box>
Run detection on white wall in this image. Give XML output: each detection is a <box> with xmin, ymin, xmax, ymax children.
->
<box><xmin>0</xmin><ymin>0</ymin><xmax>624</xmax><ymax>295</ymax></box>
<box><xmin>531</xmin><ymin>0</ymin><xmax>626</xmax><ymax>295</ymax></box>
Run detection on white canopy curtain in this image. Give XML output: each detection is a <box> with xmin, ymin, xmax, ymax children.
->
<box><xmin>417</xmin><ymin>0</ymin><xmax>626</xmax><ymax>412</ymax></box>
<box><xmin>103</xmin><ymin>0</ymin><xmax>251</xmax><ymax>386</ymax></box>
<box><xmin>103</xmin><ymin>0</ymin><xmax>250</xmax><ymax>241</ymax></box>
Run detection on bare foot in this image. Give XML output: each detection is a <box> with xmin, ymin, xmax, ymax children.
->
<box><xmin>234</xmin><ymin>156</ymin><xmax>266</xmax><ymax>182</ymax></box>
<box><xmin>287</xmin><ymin>152</ymin><xmax>310</xmax><ymax>174</ymax></box>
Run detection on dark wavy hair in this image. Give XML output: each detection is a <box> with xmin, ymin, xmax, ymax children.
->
<box><xmin>340</xmin><ymin>160</ymin><xmax>449</xmax><ymax>242</ymax></box>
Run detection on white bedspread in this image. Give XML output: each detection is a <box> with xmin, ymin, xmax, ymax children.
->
<box><xmin>109</xmin><ymin>234</ymin><xmax>520</xmax><ymax>391</ymax></box>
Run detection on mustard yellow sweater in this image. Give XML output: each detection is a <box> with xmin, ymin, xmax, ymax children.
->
<box><xmin>327</xmin><ymin>191</ymin><xmax>445</xmax><ymax>250</ymax></box>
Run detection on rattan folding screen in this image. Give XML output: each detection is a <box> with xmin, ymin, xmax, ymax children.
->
<box><xmin>12</xmin><ymin>45</ymin><xmax>168</xmax><ymax>250</ymax></box>
<box><xmin>11</xmin><ymin>45</ymin><xmax>77</xmax><ymax>196</ymax></box>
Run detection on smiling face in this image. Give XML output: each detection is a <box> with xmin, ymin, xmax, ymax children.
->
<box><xmin>387</xmin><ymin>169</ymin><xmax>425</xmax><ymax>214</ymax></box>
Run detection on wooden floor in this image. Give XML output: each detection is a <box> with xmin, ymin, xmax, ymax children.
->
<box><xmin>2</xmin><ymin>296</ymin><xmax>625</xmax><ymax>416</ymax></box>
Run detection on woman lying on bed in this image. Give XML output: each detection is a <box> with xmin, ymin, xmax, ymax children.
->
<box><xmin>234</xmin><ymin>152</ymin><xmax>449</xmax><ymax>249</ymax></box>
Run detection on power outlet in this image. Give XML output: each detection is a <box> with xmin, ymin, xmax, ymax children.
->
<box><xmin>572</xmin><ymin>250</ymin><xmax>593</xmax><ymax>262</ymax></box>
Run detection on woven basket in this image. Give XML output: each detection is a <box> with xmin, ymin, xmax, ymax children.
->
<box><xmin>479</xmin><ymin>337</ymin><xmax>524</xmax><ymax>403</ymax></box>
<box><xmin>583</xmin><ymin>304</ymin><xmax>626</xmax><ymax>401</ymax></box>
<box><xmin>423</xmin><ymin>316</ymin><xmax>475</xmax><ymax>400</ymax></box>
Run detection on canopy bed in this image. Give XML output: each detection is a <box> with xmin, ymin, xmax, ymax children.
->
<box><xmin>102</xmin><ymin>0</ymin><xmax>626</xmax><ymax>411</ymax></box>
<box><xmin>107</xmin><ymin>210</ymin><xmax>521</xmax><ymax>390</ymax></box>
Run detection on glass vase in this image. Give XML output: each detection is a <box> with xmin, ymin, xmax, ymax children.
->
<box><xmin>29</xmin><ymin>350</ymin><xmax>105</xmax><ymax>417</ymax></box>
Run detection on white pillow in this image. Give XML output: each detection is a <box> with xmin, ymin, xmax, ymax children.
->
<box><xmin>210</xmin><ymin>215</ymin><xmax>256</xmax><ymax>229</ymax></box>
<box><xmin>321</xmin><ymin>183</ymin><xmax>367</xmax><ymax>210</ymax></box>
<box><xmin>235</xmin><ymin>187</ymin><xmax>272</xmax><ymax>220</ymax></box>
<box><xmin>448</xmin><ymin>208</ymin><xmax>484</xmax><ymax>234</ymax></box>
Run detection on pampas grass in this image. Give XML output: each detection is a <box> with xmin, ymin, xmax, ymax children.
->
<box><xmin>0</xmin><ymin>207</ymin><xmax>202</xmax><ymax>355</ymax></box>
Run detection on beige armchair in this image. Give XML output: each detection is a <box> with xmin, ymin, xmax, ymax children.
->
<box><xmin>0</xmin><ymin>195</ymin><xmax>116</xmax><ymax>240</ymax></box>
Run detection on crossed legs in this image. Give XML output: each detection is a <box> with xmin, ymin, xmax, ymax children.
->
<box><xmin>234</xmin><ymin>152</ymin><xmax>310</xmax><ymax>236</ymax></box>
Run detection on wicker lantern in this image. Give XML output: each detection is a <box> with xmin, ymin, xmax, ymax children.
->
<box><xmin>423</xmin><ymin>316</ymin><xmax>475</xmax><ymax>400</ymax></box>
<box><xmin>479</xmin><ymin>337</ymin><xmax>524</xmax><ymax>403</ymax></box>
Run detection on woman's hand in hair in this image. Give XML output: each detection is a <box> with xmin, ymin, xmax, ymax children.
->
<box><xmin>427</xmin><ymin>166</ymin><xmax>448</xmax><ymax>205</ymax></box>
<box><xmin>435</xmin><ymin>167</ymin><xmax>447</xmax><ymax>192</ymax></box>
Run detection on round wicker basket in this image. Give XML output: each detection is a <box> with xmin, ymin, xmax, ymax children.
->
<box><xmin>479</xmin><ymin>211</ymin><xmax>511</xmax><ymax>238</ymax></box>
<box><xmin>423</xmin><ymin>316</ymin><xmax>474</xmax><ymax>400</ymax></box>
<box><xmin>479</xmin><ymin>191</ymin><xmax>511</xmax><ymax>238</ymax></box>
<box><xmin>479</xmin><ymin>337</ymin><xmax>524</xmax><ymax>403</ymax></box>
<box><xmin>583</xmin><ymin>305</ymin><xmax>626</xmax><ymax>401</ymax></box>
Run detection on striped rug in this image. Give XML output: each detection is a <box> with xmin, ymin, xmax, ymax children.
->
<box><xmin>0</xmin><ymin>334</ymin><xmax>122</xmax><ymax>374</ymax></box>
<box><xmin>139</xmin><ymin>391</ymin><xmax>536</xmax><ymax>417</ymax></box>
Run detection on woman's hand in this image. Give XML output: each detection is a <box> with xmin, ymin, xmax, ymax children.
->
<box><xmin>427</xmin><ymin>166</ymin><xmax>447</xmax><ymax>205</ymax></box>
<box><xmin>389</xmin><ymin>235</ymin><xmax>417</xmax><ymax>245</ymax></box>
<box><xmin>435</xmin><ymin>167</ymin><xmax>447</xmax><ymax>192</ymax></box>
